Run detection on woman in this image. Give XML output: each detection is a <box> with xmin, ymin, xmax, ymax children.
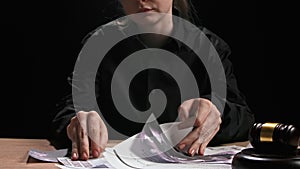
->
<box><xmin>49</xmin><ymin>0</ymin><xmax>254</xmax><ymax>161</ymax></box>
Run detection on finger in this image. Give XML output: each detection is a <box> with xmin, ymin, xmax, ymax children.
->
<box><xmin>181</xmin><ymin>127</ymin><xmax>205</xmax><ymax>156</ymax></box>
<box><xmin>76</xmin><ymin>112</ymin><xmax>90</xmax><ymax>160</ymax></box>
<box><xmin>87</xmin><ymin>112</ymin><xmax>101</xmax><ymax>158</ymax></box>
<box><xmin>198</xmin><ymin>126</ymin><xmax>220</xmax><ymax>155</ymax></box>
<box><xmin>179</xmin><ymin>102</ymin><xmax>221</xmax><ymax>156</ymax></box>
<box><xmin>188</xmin><ymin>141</ymin><xmax>201</xmax><ymax>156</ymax></box>
<box><xmin>91</xmin><ymin>126</ymin><xmax>108</xmax><ymax>157</ymax></box>
<box><xmin>177</xmin><ymin>127</ymin><xmax>201</xmax><ymax>151</ymax></box>
<box><xmin>77</xmin><ymin>125</ymin><xmax>89</xmax><ymax>160</ymax></box>
<box><xmin>71</xmin><ymin>136</ymin><xmax>79</xmax><ymax>160</ymax></box>
<box><xmin>187</xmin><ymin>124</ymin><xmax>219</xmax><ymax>156</ymax></box>
<box><xmin>196</xmin><ymin>105</ymin><xmax>221</xmax><ymax>144</ymax></box>
<box><xmin>99</xmin><ymin>120</ymin><xmax>108</xmax><ymax>154</ymax></box>
<box><xmin>67</xmin><ymin>117</ymin><xmax>80</xmax><ymax>160</ymax></box>
<box><xmin>180</xmin><ymin>119</ymin><xmax>219</xmax><ymax>156</ymax></box>
<box><xmin>194</xmin><ymin>107</ymin><xmax>221</xmax><ymax>155</ymax></box>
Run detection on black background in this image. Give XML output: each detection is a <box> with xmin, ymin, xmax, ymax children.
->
<box><xmin>1</xmin><ymin>1</ymin><xmax>299</xmax><ymax>139</ymax></box>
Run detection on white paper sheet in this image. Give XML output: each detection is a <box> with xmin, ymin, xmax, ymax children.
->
<box><xmin>57</xmin><ymin>156</ymin><xmax>115</xmax><ymax>169</ymax></box>
<box><xmin>28</xmin><ymin>148</ymin><xmax>68</xmax><ymax>162</ymax></box>
<box><xmin>143</xmin><ymin>163</ymin><xmax>232</xmax><ymax>169</ymax></box>
<box><xmin>103</xmin><ymin>121</ymin><xmax>245</xmax><ymax>169</ymax></box>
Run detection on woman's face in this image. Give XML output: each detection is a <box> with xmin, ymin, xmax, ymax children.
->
<box><xmin>119</xmin><ymin>0</ymin><xmax>174</xmax><ymax>26</ymax></box>
<box><xmin>119</xmin><ymin>0</ymin><xmax>173</xmax><ymax>15</ymax></box>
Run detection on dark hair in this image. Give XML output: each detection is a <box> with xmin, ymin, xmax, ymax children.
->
<box><xmin>173</xmin><ymin>0</ymin><xmax>200</xmax><ymax>25</ymax></box>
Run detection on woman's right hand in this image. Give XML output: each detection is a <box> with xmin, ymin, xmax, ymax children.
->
<box><xmin>67</xmin><ymin>111</ymin><xmax>108</xmax><ymax>160</ymax></box>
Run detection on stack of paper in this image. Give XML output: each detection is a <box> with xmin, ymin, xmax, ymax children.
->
<box><xmin>103</xmin><ymin>119</ymin><xmax>246</xmax><ymax>169</ymax></box>
<box><xmin>29</xmin><ymin>119</ymin><xmax>246</xmax><ymax>169</ymax></box>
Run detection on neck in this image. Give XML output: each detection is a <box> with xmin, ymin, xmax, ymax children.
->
<box><xmin>137</xmin><ymin>14</ymin><xmax>174</xmax><ymax>48</ymax></box>
<box><xmin>142</xmin><ymin>16</ymin><xmax>173</xmax><ymax>34</ymax></box>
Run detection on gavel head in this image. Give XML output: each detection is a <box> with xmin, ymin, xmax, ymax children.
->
<box><xmin>249</xmin><ymin>123</ymin><xmax>300</xmax><ymax>155</ymax></box>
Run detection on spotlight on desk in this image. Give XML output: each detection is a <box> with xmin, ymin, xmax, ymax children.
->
<box><xmin>232</xmin><ymin>122</ymin><xmax>300</xmax><ymax>169</ymax></box>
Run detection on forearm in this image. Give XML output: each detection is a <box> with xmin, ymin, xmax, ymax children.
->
<box><xmin>48</xmin><ymin>95</ymin><xmax>75</xmax><ymax>149</ymax></box>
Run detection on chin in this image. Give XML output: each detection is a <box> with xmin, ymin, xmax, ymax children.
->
<box><xmin>130</xmin><ymin>12</ymin><xmax>165</xmax><ymax>26</ymax></box>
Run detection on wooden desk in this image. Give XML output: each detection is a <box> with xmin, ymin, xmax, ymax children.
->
<box><xmin>0</xmin><ymin>138</ymin><xmax>249</xmax><ymax>169</ymax></box>
<box><xmin>0</xmin><ymin>138</ymin><xmax>121</xmax><ymax>169</ymax></box>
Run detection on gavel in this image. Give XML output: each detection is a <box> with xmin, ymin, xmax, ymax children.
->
<box><xmin>232</xmin><ymin>123</ymin><xmax>300</xmax><ymax>169</ymax></box>
<box><xmin>249</xmin><ymin>122</ymin><xmax>300</xmax><ymax>154</ymax></box>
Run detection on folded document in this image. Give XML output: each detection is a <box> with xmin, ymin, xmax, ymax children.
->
<box><xmin>103</xmin><ymin>120</ymin><xmax>245</xmax><ymax>169</ymax></box>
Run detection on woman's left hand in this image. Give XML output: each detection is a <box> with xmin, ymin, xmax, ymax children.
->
<box><xmin>177</xmin><ymin>98</ymin><xmax>222</xmax><ymax>156</ymax></box>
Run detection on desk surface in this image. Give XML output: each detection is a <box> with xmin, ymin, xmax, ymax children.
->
<box><xmin>0</xmin><ymin>138</ymin><xmax>122</xmax><ymax>169</ymax></box>
<box><xmin>0</xmin><ymin>138</ymin><xmax>249</xmax><ymax>169</ymax></box>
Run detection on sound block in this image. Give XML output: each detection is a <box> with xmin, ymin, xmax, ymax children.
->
<box><xmin>232</xmin><ymin>148</ymin><xmax>300</xmax><ymax>169</ymax></box>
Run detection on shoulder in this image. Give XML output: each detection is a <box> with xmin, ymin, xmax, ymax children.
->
<box><xmin>177</xmin><ymin>22</ymin><xmax>231</xmax><ymax>55</ymax></box>
<box><xmin>200</xmin><ymin>27</ymin><xmax>231</xmax><ymax>55</ymax></box>
<box><xmin>81</xmin><ymin>19</ymin><xmax>127</xmax><ymax>44</ymax></box>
